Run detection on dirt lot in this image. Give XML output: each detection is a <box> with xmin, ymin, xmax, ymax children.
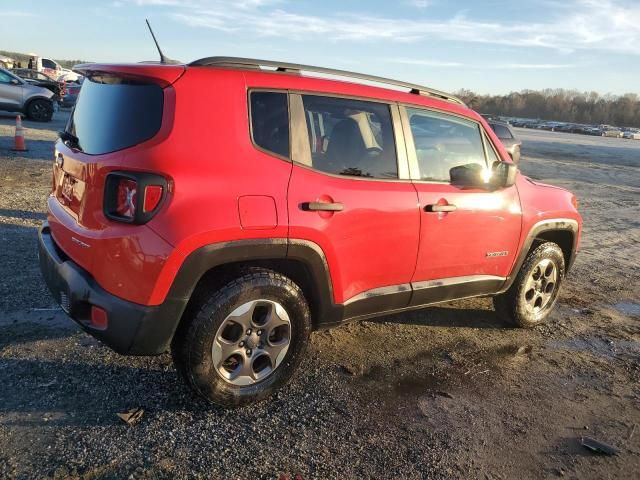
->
<box><xmin>0</xmin><ymin>112</ymin><xmax>638</xmax><ymax>479</ymax></box>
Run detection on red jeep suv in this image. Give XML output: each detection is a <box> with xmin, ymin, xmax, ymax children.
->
<box><xmin>39</xmin><ymin>57</ymin><xmax>582</xmax><ymax>406</ymax></box>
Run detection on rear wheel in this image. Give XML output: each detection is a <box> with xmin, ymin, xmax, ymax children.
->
<box><xmin>26</xmin><ymin>99</ymin><xmax>53</xmax><ymax>122</ymax></box>
<box><xmin>494</xmin><ymin>242</ymin><xmax>565</xmax><ymax>328</ymax></box>
<box><xmin>172</xmin><ymin>268</ymin><xmax>311</xmax><ymax>407</ymax></box>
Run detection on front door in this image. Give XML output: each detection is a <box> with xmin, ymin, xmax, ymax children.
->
<box><xmin>287</xmin><ymin>93</ymin><xmax>420</xmax><ymax>315</ymax></box>
<box><xmin>0</xmin><ymin>70</ymin><xmax>23</xmax><ymax>111</ymax></box>
<box><xmin>401</xmin><ymin>106</ymin><xmax>522</xmax><ymax>305</ymax></box>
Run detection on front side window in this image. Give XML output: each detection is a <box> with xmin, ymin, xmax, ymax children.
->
<box><xmin>42</xmin><ymin>59</ymin><xmax>57</xmax><ymax>69</ymax></box>
<box><xmin>0</xmin><ymin>71</ymin><xmax>15</xmax><ymax>84</ymax></box>
<box><xmin>483</xmin><ymin>134</ymin><xmax>501</xmax><ymax>164</ymax></box>
<box><xmin>250</xmin><ymin>91</ymin><xmax>289</xmax><ymax>158</ymax></box>
<box><xmin>406</xmin><ymin>108</ymin><xmax>488</xmax><ymax>182</ymax></box>
<box><xmin>301</xmin><ymin>95</ymin><xmax>398</xmax><ymax>179</ymax></box>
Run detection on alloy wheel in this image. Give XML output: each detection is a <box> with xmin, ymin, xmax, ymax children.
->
<box><xmin>523</xmin><ymin>258</ymin><xmax>558</xmax><ymax>314</ymax></box>
<box><xmin>212</xmin><ymin>299</ymin><xmax>292</xmax><ymax>386</ymax></box>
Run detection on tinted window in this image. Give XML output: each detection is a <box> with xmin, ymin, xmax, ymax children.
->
<box><xmin>250</xmin><ymin>91</ymin><xmax>289</xmax><ymax>158</ymax></box>
<box><xmin>483</xmin><ymin>134</ymin><xmax>501</xmax><ymax>164</ymax></box>
<box><xmin>66</xmin><ymin>75</ymin><xmax>163</xmax><ymax>155</ymax></box>
<box><xmin>490</xmin><ymin>123</ymin><xmax>513</xmax><ymax>139</ymax></box>
<box><xmin>0</xmin><ymin>71</ymin><xmax>13</xmax><ymax>84</ymax></box>
<box><xmin>42</xmin><ymin>59</ymin><xmax>57</xmax><ymax>69</ymax></box>
<box><xmin>407</xmin><ymin>108</ymin><xmax>488</xmax><ymax>182</ymax></box>
<box><xmin>301</xmin><ymin>95</ymin><xmax>397</xmax><ymax>179</ymax></box>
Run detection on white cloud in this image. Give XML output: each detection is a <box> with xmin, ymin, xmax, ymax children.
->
<box><xmin>4</xmin><ymin>10</ymin><xmax>37</xmax><ymax>17</ymax></box>
<box><xmin>497</xmin><ymin>63</ymin><xmax>577</xmax><ymax>69</ymax></box>
<box><xmin>127</xmin><ymin>0</ymin><xmax>640</xmax><ymax>55</ymax></box>
<box><xmin>405</xmin><ymin>0</ymin><xmax>433</xmax><ymax>8</ymax></box>
<box><xmin>390</xmin><ymin>58</ymin><xmax>463</xmax><ymax>67</ymax></box>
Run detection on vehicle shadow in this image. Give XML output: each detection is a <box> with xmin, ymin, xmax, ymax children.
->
<box><xmin>0</xmin><ymin>109</ymin><xmax>70</xmax><ymax>130</ymax></box>
<box><xmin>373</xmin><ymin>302</ymin><xmax>505</xmax><ymax>329</ymax></box>
<box><xmin>0</xmin><ymin>137</ymin><xmax>58</xmax><ymax>155</ymax></box>
<box><xmin>0</xmin><ymin>220</ymin><xmax>53</xmax><ymax>311</ymax></box>
<box><xmin>0</xmin><ymin>209</ymin><xmax>46</xmax><ymax>221</ymax></box>
<box><xmin>0</xmin><ymin>356</ymin><xmax>196</xmax><ymax>428</ymax></box>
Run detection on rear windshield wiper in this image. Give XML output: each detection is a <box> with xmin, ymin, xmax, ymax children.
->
<box><xmin>58</xmin><ymin>130</ymin><xmax>82</xmax><ymax>151</ymax></box>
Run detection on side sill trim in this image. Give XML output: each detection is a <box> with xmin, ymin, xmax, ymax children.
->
<box><xmin>335</xmin><ymin>275</ymin><xmax>505</xmax><ymax>325</ymax></box>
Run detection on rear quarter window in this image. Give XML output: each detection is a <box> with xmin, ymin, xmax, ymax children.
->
<box><xmin>67</xmin><ymin>76</ymin><xmax>164</xmax><ymax>155</ymax></box>
<box><xmin>250</xmin><ymin>91</ymin><xmax>290</xmax><ymax>158</ymax></box>
<box><xmin>491</xmin><ymin>123</ymin><xmax>513</xmax><ymax>139</ymax></box>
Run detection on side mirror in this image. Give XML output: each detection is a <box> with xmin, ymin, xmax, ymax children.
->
<box><xmin>449</xmin><ymin>163</ymin><xmax>485</xmax><ymax>188</ymax></box>
<box><xmin>450</xmin><ymin>162</ymin><xmax>518</xmax><ymax>189</ymax></box>
<box><xmin>492</xmin><ymin>161</ymin><xmax>518</xmax><ymax>188</ymax></box>
<box><xmin>10</xmin><ymin>79</ymin><xmax>20</xmax><ymax>85</ymax></box>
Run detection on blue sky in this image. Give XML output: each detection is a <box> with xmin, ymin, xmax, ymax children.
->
<box><xmin>3</xmin><ymin>0</ymin><xmax>640</xmax><ymax>95</ymax></box>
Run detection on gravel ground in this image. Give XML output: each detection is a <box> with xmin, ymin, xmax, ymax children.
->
<box><xmin>0</xmin><ymin>112</ymin><xmax>638</xmax><ymax>479</ymax></box>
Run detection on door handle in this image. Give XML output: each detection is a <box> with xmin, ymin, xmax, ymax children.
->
<box><xmin>301</xmin><ymin>201</ymin><xmax>344</xmax><ymax>212</ymax></box>
<box><xmin>425</xmin><ymin>204</ymin><xmax>457</xmax><ymax>213</ymax></box>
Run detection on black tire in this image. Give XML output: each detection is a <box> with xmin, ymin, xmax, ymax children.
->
<box><xmin>26</xmin><ymin>99</ymin><xmax>53</xmax><ymax>122</ymax></box>
<box><xmin>493</xmin><ymin>242</ymin><xmax>565</xmax><ymax>328</ymax></box>
<box><xmin>171</xmin><ymin>268</ymin><xmax>311</xmax><ymax>407</ymax></box>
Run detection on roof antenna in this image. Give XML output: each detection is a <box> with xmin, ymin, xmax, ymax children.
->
<box><xmin>145</xmin><ymin>19</ymin><xmax>180</xmax><ymax>64</ymax></box>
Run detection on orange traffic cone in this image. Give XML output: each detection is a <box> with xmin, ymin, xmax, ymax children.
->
<box><xmin>12</xmin><ymin>115</ymin><xmax>27</xmax><ymax>152</ymax></box>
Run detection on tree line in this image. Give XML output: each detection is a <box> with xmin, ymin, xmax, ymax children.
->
<box><xmin>455</xmin><ymin>89</ymin><xmax>640</xmax><ymax>128</ymax></box>
<box><xmin>0</xmin><ymin>50</ymin><xmax>89</xmax><ymax>70</ymax></box>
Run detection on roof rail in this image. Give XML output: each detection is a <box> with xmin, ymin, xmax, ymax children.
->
<box><xmin>189</xmin><ymin>56</ymin><xmax>465</xmax><ymax>106</ymax></box>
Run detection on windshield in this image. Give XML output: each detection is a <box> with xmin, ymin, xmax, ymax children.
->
<box><xmin>66</xmin><ymin>75</ymin><xmax>163</xmax><ymax>154</ymax></box>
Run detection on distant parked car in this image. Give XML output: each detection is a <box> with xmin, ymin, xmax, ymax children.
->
<box><xmin>602</xmin><ymin>128</ymin><xmax>623</xmax><ymax>138</ymax></box>
<box><xmin>488</xmin><ymin>120</ymin><xmax>522</xmax><ymax>163</ymax></box>
<box><xmin>60</xmin><ymin>82</ymin><xmax>81</xmax><ymax>108</ymax></box>
<box><xmin>0</xmin><ymin>67</ymin><xmax>54</xmax><ymax>121</ymax></box>
<box><xmin>622</xmin><ymin>130</ymin><xmax>640</xmax><ymax>140</ymax></box>
<box><xmin>10</xmin><ymin>68</ymin><xmax>64</xmax><ymax>102</ymax></box>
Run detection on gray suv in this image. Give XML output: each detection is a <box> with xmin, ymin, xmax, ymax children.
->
<box><xmin>0</xmin><ymin>68</ymin><xmax>54</xmax><ymax>122</ymax></box>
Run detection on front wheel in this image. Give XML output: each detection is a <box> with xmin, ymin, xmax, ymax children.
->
<box><xmin>494</xmin><ymin>242</ymin><xmax>565</xmax><ymax>328</ymax></box>
<box><xmin>26</xmin><ymin>99</ymin><xmax>53</xmax><ymax>122</ymax></box>
<box><xmin>172</xmin><ymin>268</ymin><xmax>312</xmax><ymax>407</ymax></box>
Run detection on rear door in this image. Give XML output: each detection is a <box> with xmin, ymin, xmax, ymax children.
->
<box><xmin>287</xmin><ymin>93</ymin><xmax>420</xmax><ymax>314</ymax></box>
<box><xmin>401</xmin><ymin>106</ymin><xmax>522</xmax><ymax>305</ymax></box>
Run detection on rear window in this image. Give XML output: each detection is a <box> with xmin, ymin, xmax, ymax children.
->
<box><xmin>490</xmin><ymin>123</ymin><xmax>513</xmax><ymax>139</ymax></box>
<box><xmin>66</xmin><ymin>76</ymin><xmax>163</xmax><ymax>155</ymax></box>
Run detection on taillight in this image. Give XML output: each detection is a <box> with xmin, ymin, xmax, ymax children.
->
<box><xmin>143</xmin><ymin>185</ymin><xmax>163</xmax><ymax>213</ymax></box>
<box><xmin>104</xmin><ymin>172</ymin><xmax>167</xmax><ymax>224</ymax></box>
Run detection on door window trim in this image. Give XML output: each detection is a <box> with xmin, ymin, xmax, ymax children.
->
<box><xmin>399</xmin><ymin>104</ymin><xmax>495</xmax><ymax>183</ymax></box>
<box><xmin>289</xmin><ymin>91</ymin><xmax>411</xmax><ymax>182</ymax></box>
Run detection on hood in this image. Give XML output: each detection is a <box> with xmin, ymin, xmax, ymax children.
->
<box><xmin>24</xmin><ymin>82</ymin><xmax>54</xmax><ymax>99</ymax></box>
<box><xmin>525</xmin><ymin>176</ymin><xmax>567</xmax><ymax>192</ymax></box>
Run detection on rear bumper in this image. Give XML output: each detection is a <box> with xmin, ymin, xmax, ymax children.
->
<box><xmin>38</xmin><ymin>222</ymin><xmax>185</xmax><ymax>355</ymax></box>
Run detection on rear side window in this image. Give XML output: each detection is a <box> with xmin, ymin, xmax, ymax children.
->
<box><xmin>491</xmin><ymin>123</ymin><xmax>513</xmax><ymax>139</ymax></box>
<box><xmin>250</xmin><ymin>91</ymin><xmax>290</xmax><ymax>158</ymax></box>
<box><xmin>406</xmin><ymin>108</ymin><xmax>487</xmax><ymax>182</ymax></box>
<box><xmin>301</xmin><ymin>95</ymin><xmax>398</xmax><ymax>179</ymax></box>
<box><xmin>66</xmin><ymin>76</ymin><xmax>163</xmax><ymax>155</ymax></box>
